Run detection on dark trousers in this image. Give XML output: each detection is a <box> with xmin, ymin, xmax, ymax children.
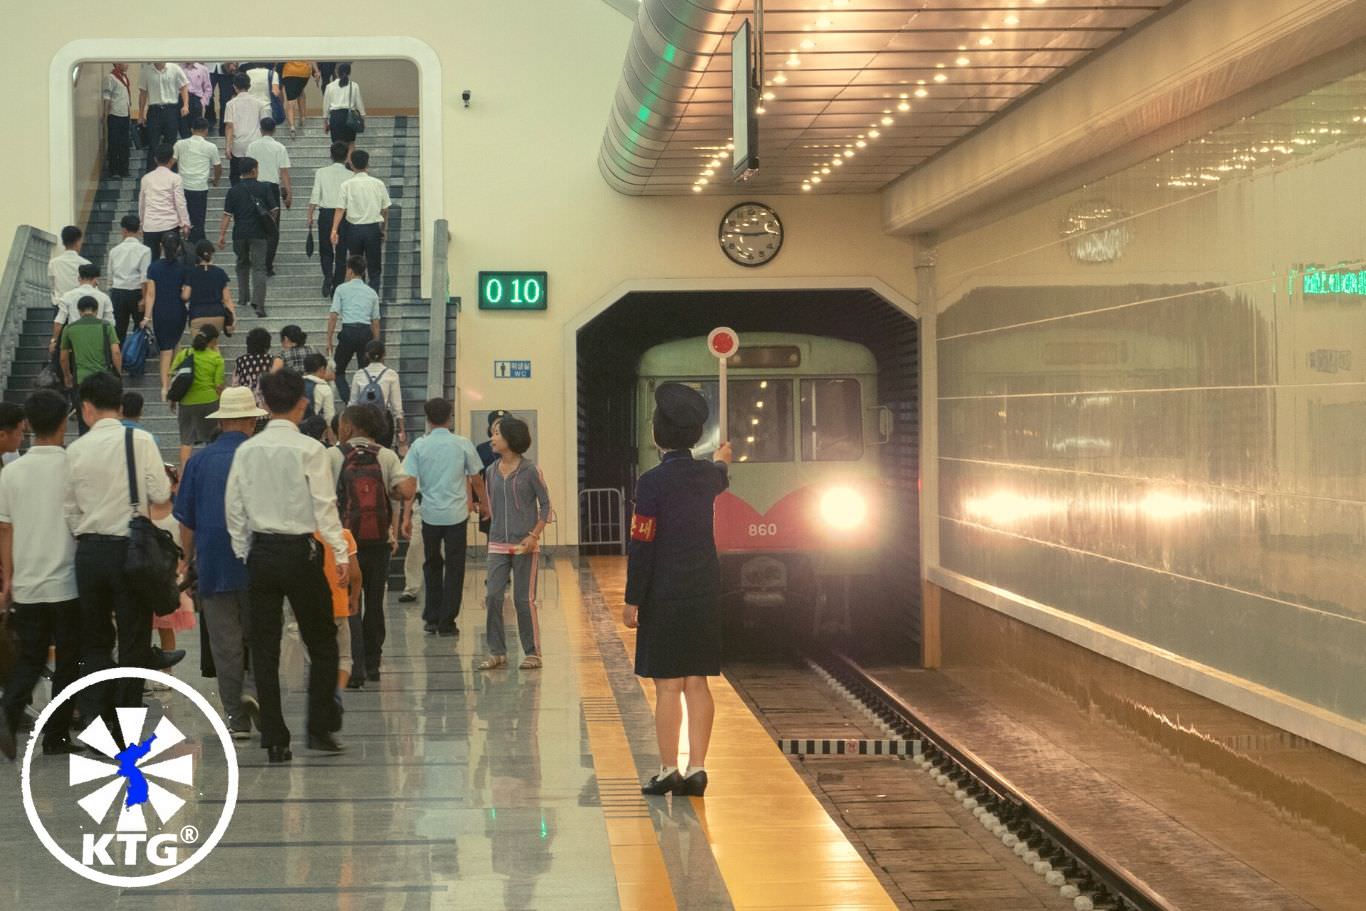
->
<box><xmin>144</xmin><ymin>104</ymin><xmax>180</xmax><ymax>172</ymax></box>
<box><xmin>179</xmin><ymin>95</ymin><xmax>203</xmax><ymax>138</ymax></box>
<box><xmin>345</xmin><ymin>222</ymin><xmax>383</xmax><ymax>295</ymax></box>
<box><xmin>106</xmin><ymin>115</ymin><xmax>131</xmax><ymax>177</ymax></box>
<box><xmin>422</xmin><ymin>521</ymin><xmax>468</xmax><ymax>632</ymax></box>
<box><xmin>246</xmin><ymin>535</ymin><xmax>339</xmax><ymax>748</ymax></box>
<box><xmin>185</xmin><ymin>189</ymin><xmax>209</xmax><ymax>242</ymax></box>
<box><xmin>350</xmin><ymin>542</ymin><xmax>390</xmax><ymax>680</ymax></box>
<box><xmin>318</xmin><ymin>208</ymin><xmax>347</xmax><ymax>290</ymax></box>
<box><xmin>229</xmin><ymin>155</ymin><xmax>249</xmax><ymax>186</ymax></box>
<box><xmin>1</xmin><ymin>601</ymin><xmax>81</xmax><ymax>746</ymax></box>
<box><xmin>75</xmin><ymin>537</ymin><xmax>155</xmax><ymax>739</ymax></box>
<box><xmin>110</xmin><ymin>288</ymin><xmax>143</xmax><ymax>342</ymax></box>
<box><xmin>261</xmin><ymin>182</ymin><xmax>281</xmax><ymax>271</ymax></box>
<box><xmin>233</xmin><ymin>237</ymin><xmax>269</xmax><ymax>315</ymax></box>
<box><xmin>333</xmin><ymin>323</ymin><xmax>373</xmax><ymax>402</ymax></box>
<box><xmin>143</xmin><ymin>230</ymin><xmax>173</xmax><ymax>261</ymax></box>
<box><xmin>209</xmin><ymin>73</ymin><xmax>233</xmax><ymax>133</ymax></box>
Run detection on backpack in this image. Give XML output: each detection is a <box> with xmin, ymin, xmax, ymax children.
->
<box><xmin>303</xmin><ymin>377</ymin><xmax>319</xmax><ymax>419</ymax></box>
<box><xmin>167</xmin><ymin>350</ymin><xmax>195</xmax><ymax>402</ymax></box>
<box><xmin>357</xmin><ymin>366</ymin><xmax>389</xmax><ymax>410</ymax></box>
<box><xmin>336</xmin><ymin>441</ymin><xmax>391</xmax><ymax>545</ymax></box>
<box><xmin>121</xmin><ymin>326</ymin><xmax>152</xmax><ymax>378</ymax></box>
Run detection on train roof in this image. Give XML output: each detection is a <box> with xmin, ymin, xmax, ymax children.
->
<box><xmin>638</xmin><ymin>332</ymin><xmax>877</xmax><ymax>376</ymax></box>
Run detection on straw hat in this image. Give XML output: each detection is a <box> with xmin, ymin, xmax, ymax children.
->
<box><xmin>206</xmin><ymin>386</ymin><xmax>268</xmax><ymax>420</ymax></box>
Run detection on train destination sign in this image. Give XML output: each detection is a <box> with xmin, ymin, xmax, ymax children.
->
<box><xmin>478</xmin><ymin>271</ymin><xmax>548</xmax><ymax>310</ymax></box>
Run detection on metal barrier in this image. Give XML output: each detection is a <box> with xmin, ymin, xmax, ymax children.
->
<box><xmin>426</xmin><ymin>219</ymin><xmax>451</xmax><ymax>401</ymax></box>
<box><xmin>0</xmin><ymin>226</ymin><xmax>57</xmax><ymax>398</ymax></box>
<box><xmin>579</xmin><ymin>488</ymin><xmax>627</xmax><ymax>554</ymax></box>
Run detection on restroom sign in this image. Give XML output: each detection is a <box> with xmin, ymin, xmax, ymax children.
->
<box><xmin>494</xmin><ymin>360</ymin><xmax>531</xmax><ymax>379</ymax></box>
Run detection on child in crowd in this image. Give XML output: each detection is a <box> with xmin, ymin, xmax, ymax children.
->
<box><xmin>302</xmin><ymin>352</ymin><xmax>337</xmax><ymax>444</ymax></box>
<box><xmin>316</xmin><ymin>528</ymin><xmax>361</xmax><ymax>705</ymax></box>
<box><xmin>476</xmin><ymin>417</ymin><xmax>552</xmax><ymax>671</ymax></box>
<box><xmin>0</xmin><ymin>403</ymin><xmax>24</xmax><ymax>474</ymax></box>
<box><xmin>152</xmin><ymin>463</ymin><xmax>196</xmax><ymax>690</ymax></box>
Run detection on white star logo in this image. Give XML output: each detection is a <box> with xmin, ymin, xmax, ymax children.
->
<box><xmin>68</xmin><ymin>707</ymin><xmax>195</xmax><ymax>833</ymax></box>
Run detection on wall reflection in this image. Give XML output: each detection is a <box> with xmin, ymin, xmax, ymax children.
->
<box><xmin>935</xmin><ymin>70</ymin><xmax>1366</xmax><ymax>723</ymax></box>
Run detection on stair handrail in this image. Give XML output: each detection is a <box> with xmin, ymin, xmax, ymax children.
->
<box><xmin>427</xmin><ymin>219</ymin><xmax>451</xmax><ymax>402</ymax></box>
<box><xmin>0</xmin><ymin>225</ymin><xmax>57</xmax><ymax>400</ymax></box>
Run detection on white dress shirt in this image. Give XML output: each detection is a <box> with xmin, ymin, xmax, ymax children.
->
<box><xmin>0</xmin><ymin>446</ymin><xmax>78</xmax><ymax>603</ymax></box>
<box><xmin>224</xmin><ymin>94</ymin><xmax>267</xmax><ymax>157</ymax></box>
<box><xmin>244</xmin><ymin>67</ymin><xmax>275</xmax><ymax>107</ymax></box>
<box><xmin>172</xmin><ymin>135</ymin><xmax>222</xmax><ymax>192</ymax></box>
<box><xmin>65</xmin><ymin>418</ymin><xmax>171</xmax><ymax>538</ymax></box>
<box><xmin>139</xmin><ymin>166</ymin><xmax>190</xmax><ymax>232</ymax></box>
<box><xmin>48</xmin><ymin>249</ymin><xmax>91</xmax><ymax>307</ymax></box>
<box><xmin>349</xmin><ymin>363</ymin><xmax>402</xmax><ymax>418</ymax></box>
<box><xmin>245</xmin><ymin>136</ymin><xmax>291</xmax><ymax>186</ymax></box>
<box><xmin>55</xmin><ymin>285</ymin><xmax>115</xmax><ymax>326</ymax></box>
<box><xmin>338</xmin><ymin>173</ymin><xmax>391</xmax><ymax>225</ymax></box>
<box><xmin>225</xmin><ymin>419</ymin><xmax>349</xmax><ymax>565</ymax></box>
<box><xmin>102</xmin><ymin>73</ymin><xmax>132</xmax><ymax>117</ymax></box>
<box><xmin>139</xmin><ymin>63</ymin><xmax>189</xmax><ymax>106</ymax></box>
<box><xmin>106</xmin><ymin>236</ymin><xmax>151</xmax><ymax>291</ymax></box>
<box><xmin>306</xmin><ymin>375</ymin><xmax>337</xmax><ymax>426</ymax></box>
<box><xmin>309</xmin><ymin>162</ymin><xmax>352</xmax><ymax>209</ymax></box>
<box><xmin>322</xmin><ymin>80</ymin><xmax>365</xmax><ymax>115</ymax></box>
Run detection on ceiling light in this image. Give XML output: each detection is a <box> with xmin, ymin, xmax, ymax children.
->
<box><xmin>1004</xmin><ymin>14</ymin><xmax>1020</xmax><ymax>25</ymax></box>
<box><xmin>811</xmin><ymin>176</ymin><xmax>821</xmax><ymax>184</ymax></box>
<box><xmin>956</xmin><ymin>56</ymin><xmax>970</xmax><ymax>66</ymax></box>
<box><xmin>934</xmin><ymin>73</ymin><xmax>947</xmax><ymax>83</ymax></box>
<box><xmin>786</xmin><ymin>53</ymin><xmax>801</xmax><ymax>66</ymax></box>
<box><xmin>755</xmin><ymin>105</ymin><xmax>766</xmax><ymax>115</ymax></box>
<box><xmin>692</xmin><ymin>185</ymin><xmax>702</xmax><ymax>193</ymax></box>
<box><xmin>881</xmin><ymin>116</ymin><xmax>894</xmax><ymax>125</ymax></box>
<box><xmin>802</xmin><ymin>184</ymin><xmax>812</xmax><ymax>191</ymax></box>
<box><xmin>868</xmin><ymin>129</ymin><xmax>880</xmax><ymax>138</ymax></box>
<box><xmin>900</xmin><ymin>92</ymin><xmax>909</xmax><ymax>99</ymax></box>
<box><xmin>843</xmin><ymin>149</ymin><xmax>855</xmax><ymax>157</ymax></box>
<box><xmin>800</xmin><ymin>39</ymin><xmax>816</xmax><ymax>50</ymax></box>
<box><xmin>696</xmin><ymin>178</ymin><xmax>708</xmax><ymax>185</ymax></box>
<box><xmin>762</xmin><ymin>91</ymin><xmax>776</xmax><ymax>101</ymax></box>
<box><xmin>773</xmin><ymin>72</ymin><xmax>787</xmax><ymax>84</ymax></box>
<box><xmin>935</xmin><ymin>63</ymin><xmax>946</xmax><ymax>69</ymax></box>
<box><xmin>703</xmin><ymin>169</ymin><xmax>714</xmax><ymax>176</ymax></box>
<box><xmin>726</xmin><ymin>142</ymin><xmax>735</xmax><ymax>150</ymax></box>
<box><xmin>897</xmin><ymin>101</ymin><xmax>911</xmax><ymax>112</ymax></box>
<box><xmin>979</xmin><ymin>36</ymin><xmax>994</xmax><ymax>46</ymax></box>
<box><xmin>821</xmin><ymin>166</ymin><xmax>830</xmax><ymax>174</ymax></box>
<box><xmin>831</xmin><ymin>158</ymin><xmax>843</xmax><ymax>166</ymax></box>
<box><xmin>856</xmin><ymin>140</ymin><xmax>866</xmax><ymax>148</ymax></box>
<box><xmin>914</xmin><ymin>89</ymin><xmax>928</xmax><ymax>99</ymax></box>
<box><xmin>816</xmin><ymin>17</ymin><xmax>831</xmax><ymax>29</ymax></box>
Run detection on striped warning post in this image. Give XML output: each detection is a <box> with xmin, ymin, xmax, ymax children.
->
<box><xmin>779</xmin><ymin>738</ymin><xmax>921</xmax><ymax>756</ymax></box>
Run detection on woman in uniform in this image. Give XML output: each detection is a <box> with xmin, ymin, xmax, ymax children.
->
<box><xmin>624</xmin><ymin>383</ymin><xmax>732</xmax><ymax>796</ymax></box>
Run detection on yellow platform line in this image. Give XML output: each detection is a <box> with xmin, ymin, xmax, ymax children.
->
<box><xmin>555</xmin><ymin>558</ymin><xmax>679</xmax><ymax>911</ymax></box>
<box><xmin>588</xmin><ymin>557</ymin><xmax>900</xmax><ymax>911</ymax></box>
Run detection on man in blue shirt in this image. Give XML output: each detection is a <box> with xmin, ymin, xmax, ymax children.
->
<box><xmin>324</xmin><ymin>255</ymin><xmax>381</xmax><ymax>402</ymax></box>
<box><xmin>401</xmin><ymin>398</ymin><xmax>488</xmax><ymax>636</ymax></box>
<box><xmin>174</xmin><ymin>387</ymin><xmax>264</xmax><ymax>737</ymax></box>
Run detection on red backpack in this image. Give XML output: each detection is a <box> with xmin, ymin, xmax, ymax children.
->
<box><xmin>337</xmin><ymin>441</ymin><xmax>391</xmax><ymax>545</ymax></box>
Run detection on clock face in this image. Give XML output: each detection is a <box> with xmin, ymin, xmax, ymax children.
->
<box><xmin>719</xmin><ymin>202</ymin><xmax>783</xmax><ymax>267</ymax></box>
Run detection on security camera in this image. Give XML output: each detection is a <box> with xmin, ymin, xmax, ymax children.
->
<box><xmin>461</xmin><ymin>89</ymin><xmax>471</xmax><ymax>108</ymax></box>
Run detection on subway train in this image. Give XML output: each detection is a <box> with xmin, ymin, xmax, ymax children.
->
<box><xmin>635</xmin><ymin>333</ymin><xmax>890</xmax><ymax>614</ymax></box>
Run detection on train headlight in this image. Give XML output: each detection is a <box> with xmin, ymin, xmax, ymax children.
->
<box><xmin>818</xmin><ymin>486</ymin><xmax>868</xmax><ymax>531</ymax></box>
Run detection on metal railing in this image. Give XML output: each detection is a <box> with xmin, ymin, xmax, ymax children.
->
<box><xmin>426</xmin><ymin>219</ymin><xmax>451</xmax><ymax>402</ymax></box>
<box><xmin>0</xmin><ymin>226</ymin><xmax>57</xmax><ymax>400</ymax></box>
<box><xmin>579</xmin><ymin>488</ymin><xmax>627</xmax><ymax>554</ymax></box>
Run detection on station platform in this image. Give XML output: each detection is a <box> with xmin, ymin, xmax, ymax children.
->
<box><xmin>0</xmin><ymin>555</ymin><xmax>900</xmax><ymax>911</ymax></box>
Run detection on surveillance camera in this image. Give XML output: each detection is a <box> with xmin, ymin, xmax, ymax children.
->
<box><xmin>461</xmin><ymin>89</ymin><xmax>471</xmax><ymax>108</ymax></box>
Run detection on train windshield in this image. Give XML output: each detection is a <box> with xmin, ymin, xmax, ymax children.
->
<box><xmin>800</xmin><ymin>379</ymin><xmax>864</xmax><ymax>461</ymax></box>
<box><xmin>689</xmin><ymin>379</ymin><xmax>794</xmax><ymax>462</ymax></box>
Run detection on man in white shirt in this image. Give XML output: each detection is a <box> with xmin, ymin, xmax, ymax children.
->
<box><xmin>138</xmin><ymin>144</ymin><xmax>191</xmax><ymax>259</ymax></box>
<box><xmin>309</xmin><ymin>141</ymin><xmax>353</xmax><ymax>297</ymax></box>
<box><xmin>0</xmin><ymin>391</ymin><xmax>85</xmax><ymax>760</ymax></box>
<box><xmin>137</xmin><ymin>62</ymin><xmax>189</xmax><ymax>174</ymax></box>
<box><xmin>51</xmin><ymin>264</ymin><xmax>115</xmax><ymax>355</ymax></box>
<box><xmin>246</xmin><ymin>118</ymin><xmax>291</xmax><ymax>276</ymax></box>
<box><xmin>101</xmin><ymin>63</ymin><xmax>133</xmax><ymax>178</ymax></box>
<box><xmin>173</xmin><ymin>116</ymin><xmax>222</xmax><ymax>242</ymax></box>
<box><xmin>331</xmin><ymin>149</ymin><xmax>390</xmax><ymax>295</ymax></box>
<box><xmin>65</xmin><ymin>372</ymin><xmax>178</xmax><ymax>735</ymax></box>
<box><xmin>48</xmin><ymin>226</ymin><xmax>90</xmax><ymax>309</ymax></box>
<box><xmin>223</xmin><ymin>72</ymin><xmax>267</xmax><ymax>185</ymax></box>
<box><xmin>106</xmin><ymin>215</ymin><xmax>151</xmax><ymax>341</ymax></box>
<box><xmin>225</xmin><ymin>369</ymin><xmax>348</xmax><ymax>761</ymax></box>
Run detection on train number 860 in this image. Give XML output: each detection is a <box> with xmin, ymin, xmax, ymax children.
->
<box><xmin>747</xmin><ymin>523</ymin><xmax>779</xmax><ymax>537</ymax></box>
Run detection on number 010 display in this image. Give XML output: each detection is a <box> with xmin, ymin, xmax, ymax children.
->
<box><xmin>478</xmin><ymin>271</ymin><xmax>548</xmax><ymax>310</ymax></box>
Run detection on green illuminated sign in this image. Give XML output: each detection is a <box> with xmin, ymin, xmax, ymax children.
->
<box><xmin>478</xmin><ymin>271</ymin><xmax>547</xmax><ymax>310</ymax></box>
<box><xmin>1293</xmin><ymin>265</ymin><xmax>1366</xmax><ymax>296</ymax></box>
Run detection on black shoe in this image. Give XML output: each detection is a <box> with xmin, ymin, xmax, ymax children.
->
<box><xmin>423</xmin><ymin>624</ymin><xmax>437</xmax><ymax>635</ymax></box>
<box><xmin>438</xmin><ymin>627</ymin><xmax>458</xmax><ymax>638</ymax></box>
<box><xmin>641</xmin><ymin>770</ymin><xmax>685</xmax><ymax>796</ymax></box>
<box><xmin>42</xmin><ymin>738</ymin><xmax>86</xmax><ymax>756</ymax></box>
<box><xmin>680</xmin><ymin>770</ymin><xmax>708</xmax><ymax>796</ymax></box>
<box><xmin>267</xmin><ymin>745</ymin><xmax>293</xmax><ymax>763</ymax></box>
<box><xmin>252</xmin><ymin>305</ymin><xmax>267</xmax><ymax>318</ymax></box>
<box><xmin>365</xmin><ymin>668</ymin><xmax>380</xmax><ymax>682</ymax></box>
<box><xmin>398</xmin><ymin>592</ymin><xmax>417</xmax><ymax>603</ymax></box>
<box><xmin>345</xmin><ymin>677</ymin><xmax>364</xmax><ymax>690</ymax></box>
<box><xmin>322</xmin><ymin>280</ymin><xmax>333</xmax><ymax>298</ymax></box>
<box><xmin>0</xmin><ymin>719</ymin><xmax>17</xmax><ymax>762</ymax></box>
<box><xmin>266</xmin><ymin>268</ymin><xmax>277</xmax><ymax>278</ymax></box>
<box><xmin>307</xmin><ymin>732</ymin><xmax>344</xmax><ymax>753</ymax></box>
<box><xmin>151</xmin><ymin>648</ymin><xmax>186</xmax><ymax>670</ymax></box>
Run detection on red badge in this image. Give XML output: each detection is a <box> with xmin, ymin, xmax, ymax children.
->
<box><xmin>630</xmin><ymin>513</ymin><xmax>657</xmax><ymax>543</ymax></box>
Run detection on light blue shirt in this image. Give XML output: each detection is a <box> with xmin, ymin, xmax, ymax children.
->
<box><xmin>329</xmin><ymin>278</ymin><xmax>380</xmax><ymax>325</ymax></box>
<box><xmin>401</xmin><ymin>428</ymin><xmax>483</xmax><ymax>525</ymax></box>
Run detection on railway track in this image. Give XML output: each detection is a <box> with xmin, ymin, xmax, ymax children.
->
<box><xmin>803</xmin><ymin>646</ymin><xmax>1180</xmax><ymax>911</ymax></box>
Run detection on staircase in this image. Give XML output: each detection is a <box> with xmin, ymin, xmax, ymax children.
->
<box><xmin>4</xmin><ymin>116</ymin><xmax>432</xmax><ymax>461</ymax></box>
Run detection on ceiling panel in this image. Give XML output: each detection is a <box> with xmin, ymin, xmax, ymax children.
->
<box><xmin>603</xmin><ymin>0</ymin><xmax>1178</xmax><ymax>196</ymax></box>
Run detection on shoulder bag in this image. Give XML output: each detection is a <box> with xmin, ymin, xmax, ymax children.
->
<box><xmin>268</xmin><ymin>68</ymin><xmax>286</xmax><ymax>125</ymax></box>
<box><xmin>345</xmin><ymin>83</ymin><xmax>365</xmax><ymax>135</ymax></box>
<box><xmin>123</xmin><ymin>428</ymin><xmax>181</xmax><ymax>616</ymax></box>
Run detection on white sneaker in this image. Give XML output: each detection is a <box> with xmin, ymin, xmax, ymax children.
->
<box><xmin>476</xmin><ymin>655</ymin><xmax>507</xmax><ymax>671</ymax></box>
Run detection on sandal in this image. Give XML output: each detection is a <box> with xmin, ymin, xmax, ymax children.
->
<box><xmin>519</xmin><ymin>655</ymin><xmax>543</xmax><ymax>670</ymax></box>
<box><xmin>476</xmin><ymin>655</ymin><xmax>507</xmax><ymax>671</ymax></box>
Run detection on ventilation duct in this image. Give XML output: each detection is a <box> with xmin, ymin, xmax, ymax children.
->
<box><xmin>599</xmin><ymin>0</ymin><xmax>743</xmax><ymax>194</ymax></box>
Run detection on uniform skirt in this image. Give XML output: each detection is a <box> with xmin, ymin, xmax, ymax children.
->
<box><xmin>328</xmin><ymin>108</ymin><xmax>356</xmax><ymax>144</ymax></box>
<box><xmin>632</xmin><ymin>597</ymin><xmax>722</xmax><ymax>679</ymax></box>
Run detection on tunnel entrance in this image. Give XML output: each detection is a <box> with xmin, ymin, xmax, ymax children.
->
<box><xmin>576</xmin><ymin>288</ymin><xmax>921</xmax><ymax>657</ymax></box>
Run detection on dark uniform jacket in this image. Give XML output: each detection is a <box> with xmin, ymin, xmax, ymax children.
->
<box><xmin>626</xmin><ymin>450</ymin><xmax>729</xmax><ymax>610</ymax></box>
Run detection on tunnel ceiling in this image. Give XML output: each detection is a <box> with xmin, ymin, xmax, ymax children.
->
<box><xmin>600</xmin><ymin>0</ymin><xmax>1179</xmax><ymax>196</ymax></box>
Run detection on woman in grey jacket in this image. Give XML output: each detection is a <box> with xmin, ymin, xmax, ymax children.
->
<box><xmin>477</xmin><ymin>417</ymin><xmax>552</xmax><ymax>670</ymax></box>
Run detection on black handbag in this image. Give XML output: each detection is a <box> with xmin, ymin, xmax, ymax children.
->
<box><xmin>344</xmin><ymin>84</ymin><xmax>365</xmax><ymax>134</ymax></box>
<box><xmin>122</xmin><ymin>429</ymin><xmax>181</xmax><ymax>617</ymax></box>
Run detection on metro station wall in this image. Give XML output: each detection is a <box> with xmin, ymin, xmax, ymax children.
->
<box><xmin>7</xmin><ymin>2</ymin><xmax>918</xmax><ymax>549</ymax></box>
<box><xmin>931</xmin><ymin>74</ymin><xmax>1366</xmax><ymax>744</ymax></box>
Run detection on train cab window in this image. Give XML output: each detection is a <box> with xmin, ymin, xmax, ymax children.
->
<box><xmin>800</xmin><ymin>379</ymin><xmax>864</xmax><ymax>461</ymax></box>
<box><xmin>683</xmin><ymin>380</ymin><xmax>793</xmax><ymax>462</ymax></box>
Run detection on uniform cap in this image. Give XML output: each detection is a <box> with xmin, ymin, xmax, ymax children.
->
<box><xmin>654</xmin><ymin>382</ymin><xmax>708</xmax><ymax>430</ymax></box>
<box><xmin>487</xmin><ymin>409</ymin><xmax>511</xmax><ymax>432</ymax></box>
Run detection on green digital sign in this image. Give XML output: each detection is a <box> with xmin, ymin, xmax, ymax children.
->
<box><xmin>478</xmin><ymin>271</ymin><xmax>547</xmax><ymax>310</ymax></box>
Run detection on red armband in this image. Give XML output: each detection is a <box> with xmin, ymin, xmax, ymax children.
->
<box><xmin>630</xmin><ymin>513</ymin><xmax>656</xmax><ymax>543</ymax></box>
